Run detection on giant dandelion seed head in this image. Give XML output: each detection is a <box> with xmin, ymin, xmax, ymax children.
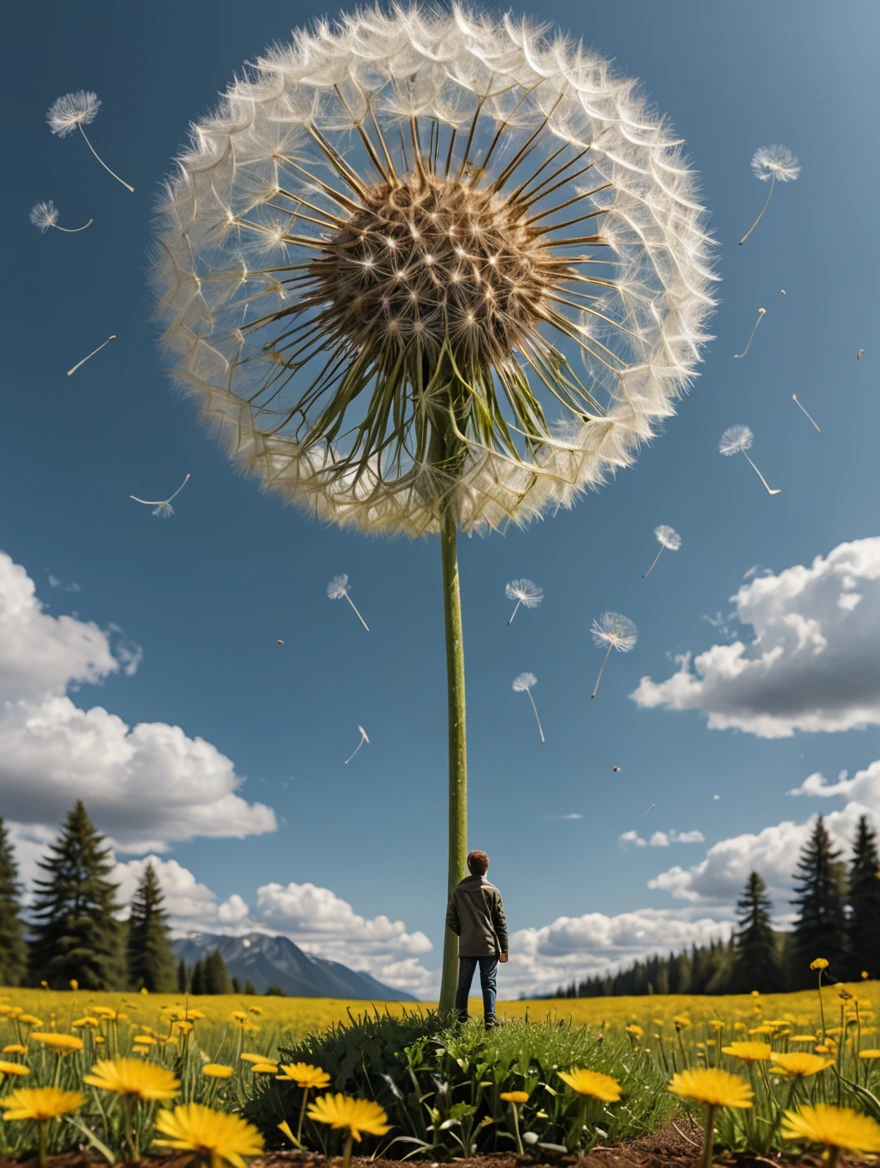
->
<box><xmin>591</xmin><ymin>611</ymin><xmax>637</xmax><ymax>651</ymax></box>
<box><xmin>47</xmin><ymin>91</ymin><xmax>101</xmax><ymax>136</ymax></box>
<box><xmin>654</xmin><ymin>524</ymin><xmax>681</xmax><ymax>550</ymax></box>
<box><xmin>29</xmin><ymin>201</ymin><xmax>59</xmax><ymax>232</ymax></box>
<box><xmin>152</xmin><ymin>7</ymin><xmax>715</xmax><ymax>538</ymax></box>
<box><xmin>719</xmin><ymin>424</ymin><xmax>753</xmax><ymax>456</ymax></box>
<box><xmin>751</xmin><ymin>145</ymin><xmax>800</xmax><ymax>183</ymax></box>
<box><xmin>512</xmin><ymin>671</ymin><xmax>537</xmax><ymax>692</ymax></box>
<box><xmin>505</xmin><ymin>578</ymin><xmax>543</xmax><ymax>607</ymax></box>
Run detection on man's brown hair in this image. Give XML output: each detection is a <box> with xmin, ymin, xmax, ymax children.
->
<box><xmin>467</xmin><ymin>850</ymin><xmax>489</xmax><ymax>875</ymax></box>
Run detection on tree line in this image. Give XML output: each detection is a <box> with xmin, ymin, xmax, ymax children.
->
<box><xmin>0</xmin><ymin>800</ymin><xmax>243</xmax><ymax>993</ymax></box>
<box><xmin>551</xmin><ymin>814</ymin><xmax>880</xmax><ymax>998</ymax></box>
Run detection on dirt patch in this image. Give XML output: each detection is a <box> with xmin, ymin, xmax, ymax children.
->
<box><xmin>0</xmin><ymin>1129</ymin><xmax>866</xmax><ymax>1168</ymax></box>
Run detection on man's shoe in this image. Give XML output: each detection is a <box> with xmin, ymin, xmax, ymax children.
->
<box><xmin>484</xmin><ymin>1016</ymin><xmax>504</xmax><ymax>1031</ymax></box>
<box><xmin>456</xmin><ymin>1012</ymin><xmax>468</xmax><ymax>1025</ymax></box>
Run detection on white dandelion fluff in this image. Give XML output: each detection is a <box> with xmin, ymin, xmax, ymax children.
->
<box><xmin>734</xmin><ymin>308</ymin><xmax>766</xmax><ymax>358</ymax></box>
<box><xmin>643</xmin><ymin>525</ymin><xmax>681</xmax><ymax>578</ymax></box>
<box><xmin>858</xmin><ymin>349</ymin><xmax>864</xmax><ymax>360</ymax></box>
<box><xmin>344</xmin><ymin>724</ymin><xmax>370</xmax><ymax>764</ymax></box>
<box><xmin>590</xmin><ymin>611</ymin><xmax>637</xmax><ymax>698</ymax></box>
<box><xmin>327</xmin><ymin>574</ymin><xmax>369</xmax><ymax>632</ymax></box>
<box><xmin>130</xmin><ymin>472</ymin><xmax>191</xmax><ymax>517</ymax></box>
<box><xmin>29</xmin><ymin>200</ymin><xmax>91</xmax><ymax>234</ymax></box>
<box><xmin>792</xmin><ymin>393</ymin><xmax>821</xmax><ymax>434</ymax></box>
<box><xmin>739</xmin><ymin>145</ymin><xmax>800</xmax><ymax>245</ymax></box>
<box><xmin>67</xmin><ymin>334</ymin><xmax>116</xmax><ymax>376</ymax></box>
<box><xmin>151</xmin><ymin>7</ymin><xmax>716</xmax><ymax>538</ymax></box>
<box><xmin>719</xmin><ymin>425</ymin><xmax>780</xmax><ymax>495</ymax></box>
<box><xmin>512</xmin><ymin>672</ymin><xmax>544</xmax><ymax>744</ymax></box>
<box><xmin>47</xmin><ymin>90</ymin><xmax>134</xmax><ymax>192</ymax></box>
<box><xmin>505</xmin><ymin>579</ymin><xmax>543</xmax><ymax>626</ymax></box>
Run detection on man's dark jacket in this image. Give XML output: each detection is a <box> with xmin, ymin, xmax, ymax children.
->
<box><xmin>445</xmin><ymin>874</ymin><xmax>508</xmax><ymax>958</ymax></box>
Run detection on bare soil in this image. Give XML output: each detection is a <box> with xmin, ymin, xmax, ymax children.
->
<box><xmin>0</xmin><ymin>1127</ymin><xmax>867</xmax><ymax>1168</ymax></box>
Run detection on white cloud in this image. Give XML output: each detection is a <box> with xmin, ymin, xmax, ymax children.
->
<box><xmin>619</xmin><ymin>830</ymin><xmax>647</xmax><ymax>848</ymax></box>
<box><xmin>650</xmin><ymin>831</ymin><xmax>670</xmax><ymax>847</ymax></box>
<box><xmin>0</xmin><ymin>550</ymin><xmax>276</xmax><ymax>851</ymax></box>
<box><xmin>631</xmin><ymin>537</ymin><xmax>880</xmax><ymax>738</ymax></box>
<box><xmin>621</xmin><ymin>828</ymin><xmax>704</xmax><ymax>849</ymax></box>
<box><xmin>650</xmin><ymin>757</ymin><xmax>880</xmax><ymax>907</ymax></box>
<box><xmin>544</xmin><ymin>813</ymin><xmax>583</xmax><ymax>821</ymax></box>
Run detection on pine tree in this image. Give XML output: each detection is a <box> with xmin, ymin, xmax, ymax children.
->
<box><xmin>790</xmin><ymin>816</ymin><xmax>848</xmax><ymax>987</ymax></box>
<box><xmin>244</xmin><ymin>979</ymin><xmax>256</xmax><ymax>996</ymax></box>
<box><xmin>177</xmin><ymin>958</ymin><xmax>188</xmax><ymax>993</ymax></box>
<box><xmin>847</xmin><ymin>815</ymin><xmax>880</xmax><ymax>979</ymax></box>
<box><xmin>731</xmin><ymin>872</ymin><xmax>783</xmax><ymax>992</ymax></box>
<box><xmin>191</xmin><ymin>958</ymin><xmax>207</xmax><ymax>995</ymax></box>
<box><xmin>231</xmin><ymin>975</ymin><xmax>242</xmax><ymax>994</ymax></box>
<box><xmin>205</xmin><ymin>948</ymin><xmax>232</xmax><ymax>994</ymax></box>
<box><xmin>126</xmin><ymin>863</ymin><xmax>177</xmax><ymax>992</ymax></box>
<box><xmin>29</xmin><ymin>802</ymin><xmax>125</xmax><ymax>989</ymax></box>
<box><xmin>0</xmin><ymin>819</ymin><xmax>28</xmax><ymax>986</ymax></box>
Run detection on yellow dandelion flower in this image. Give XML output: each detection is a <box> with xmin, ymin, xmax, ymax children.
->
<box><xmin>240</xmin><ymin>1053</ymin><xmax>270</xmax><ymax>1064</ymax></box>
<box><xmin>669</xmin><ymin>1068</ymin><xmax>753</xmax><ymax>1109</ymax></box>
<box><xmin>17</xmin><ymin>1015</ymin><xmax>43</xmax><ymax>1027</ymax></box>
<box><xmin>185</xmin><ymin>1009</ymin><xmax>206</xmax><ymax>1020</ymax></box>
<box><xmin>307</xmin><ymin>1094</ymin><xmax>390</xmax><ymax>1141</ymax></box>
<box><xmin>0</xmin><ymin>1087</ymin><xmax>86</xmax><ymax>1121</ymax></box>
<box><xmin>751</xmin><ymin>990</ymin><xmax>760</xmax><ymax>998</ymax></box>
<box><xmin>626</xmin><ymin>1025</ymin><xmax>644</xmax><ymax>1038</ymax></box>
<box><xmin>231</xmin><ymin>1011</ymin><xmax>248</xmax><ymax>1021</ymax></box>
<box><xmin>0</xmin><ymin>1061</ymin><xmax>30</xmax><ymax>1077</ymax></box>
<box><xmin>2</xmin><ymin>1045</ymin><xmax>27</xmax><ymax>1056</ymax></box>
<box><xmin>557</xmin><ymin>1068</ymin><xmax>622</xmax><ymax>1102</ymax></box>
<box><xmin>133</xmin><ymin>1035</ymin><xmax>157</xmax><ymax>1046</ymax></box>
<box><xmin>30</xmin><ymin>1034</ymin><xmax>83</xmax><ymax>1055</ymax></box>
<box><xmin>789</xmin><ymin>1034</ymin><xmax>819</xmax><ymax>1043</ymax></box>
<box><xmin>733</xmin><ymin>1022</ymin><xmax>747</xmax><ymax>1031</ymax></box>
<box><xmin>500</xmin><ymin>1091</ymin><xmax>530</xmax><ymax>1103</ymax></box>
<box><xmin>782</xmin><ymin>1104</ymin><xmax>880</xmax><ymax>1155</ymax></box>
<box><xmin>814</xmin><ymin>1044</ymin><xmax>836</xmax><ymax>1054</ymax></box>
<box><xmin>154</xmin><ymin>1103</ymin><xmax>264</xmax><ymax>1168</ymax></box>
<box><xmin>709</xmin><ymin>1020</ymin><xmax>724</xmax><ymax>1031</ymax></box>
<box><xmin>278</xmin><ymin>1120</ymin><xmax>296</xmax><ymax>1143</ymax></box>
<box><xmin>276</xmin><ymin>1063</ymin><xmax>332</xmax><ymax>1090</ymax></box>
<box><xmin>249</xmin><ymin>1006</ymin><xmax>264</xmax><ymax>1015</ymax></box>
<box><xmin>722</xmin><ymin>1042</ymin><xmax>773</xmax><ymax>1066</ymax></box>
<box><xmin>172</xmin><ymin>1021</ymin><xmax>194</xmax><ymax>1035</ymax></box>
<box><xmin>748</xmin><ymin>1025</ymin><xmax>776</xmax><ymax>1036</ymax></box>
<box><xmin>771</xmin><ymin>1053</ymin><xmax>834</xmax><ymax>1078</ymax></box>
<box><xmin>84</xmin><ymin>1058</ymin><xmax>180</xmax><ymax>1100</ymax></box>
<box><xmin>72</xmin><ymin>1017</ymin><xmax>99</xmax><ymax>1029</ymax></box>
<box><xmin>862</xmin><ymin>971</ymin><xmax>869</xmax><ymax>979</ymax></box>
<box><xmin>652</xmin><ymin>1018</ymin><xmax>665</xmax><ymax>1027</ymax></box>
<box><xmin>140</xmin><ymin>987</ymin><xmax>149</xmax><ymax>994</ymax></box>
<box><xmin>859</xmin><ymin>1050</ymin><xmax>880</xmax><ymax>1060</ymax></box>
<box><xmin>810</xmin><ymin>958</ymin><xmax>829</xmax><ymax>970</ymax></box>
<box><xmin>250</xmin><ymin>1063</ymin><xmax>278</xmax><ymax>1073</ymax></box>
<box><xmin>203</xmin><ymin>1064</ymin><xmax>234</xmax><ymax>1079</ymax></box>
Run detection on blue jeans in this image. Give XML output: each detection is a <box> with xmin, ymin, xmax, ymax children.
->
<box><xmin>455</xmin><ymin>955</ymin><xmax>498</xmax><ymax>1021</ymax></box>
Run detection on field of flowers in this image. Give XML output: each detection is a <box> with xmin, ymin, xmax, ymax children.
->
<box><xmin>3</xmin><ymin>978</ymin><xmax>880</xmax><ymax>1165</ymax></box>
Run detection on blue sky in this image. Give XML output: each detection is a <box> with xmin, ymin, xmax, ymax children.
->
<box><xmin>2</xmin><ymin>0</ymin><xmax>880</xmax><ymax>996</ymax></box>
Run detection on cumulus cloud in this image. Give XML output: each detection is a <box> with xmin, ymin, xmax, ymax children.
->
<box><xmin>631</xmin><ymin>537</ymin><xmax>880</xmax><ymax>738</ymax></box>
<box><xmin>620</xmin><ymin>829</ymin><xmax>704</xmax><ymax>849</ymax></box>
<box><xmin>619</xmin><ymin>830</ymin><xmax>647</xmax><ymax>848</ymax></box>
<box><xmin>0</xmin><ymin>550</ymin><xmax>276</xmax><ymax>851</ymax></box>
<box><xmin>650</xmin><ymin>757</ymin><xmax>880</xmax><ymax>907</ymax></box>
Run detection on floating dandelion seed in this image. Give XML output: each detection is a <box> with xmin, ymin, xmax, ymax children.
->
<box><xmin>591</xmin><ymin>612</ymin><xmax>637</xmax><ymax>699</ymax></box>
<box><xmin>151</xmin><ymin>6</ymin><xmax>715</xmax><ymax>1014</ymax></box>
<box><xmin>130</xmin><ymin>473</ymin><xmax>191</xmax><ymax>517</ymax></box>
<box><xmin>512</xmin><ymin>672</ymin><xmax>544</xmax><ymax>744</ymax></box>
<box><xmin>327</xmin><ymin>575</ymin><xmax>369</xmax><ymax>632</ymax></box>
<box><xmin>719</xmin><ymin>426</ymin><xmax>781</xmax><ymax>496</ymax></box>
<box><xmin>505</xmin><ymin>580</ymin><xmax>543</xmax><ymax>626</ymax></box>
<box><xmin>734</xmin><ymin>309</ymin><xmax>766</xmax><ymax>358</ymax></box>
<box><xmin>67</xmin><ymin>334</ymin><xmax>116</xmax><ymax>376</ymax></box>
<box><xmin>643</xmin><ymin>525</ymin><xmax>681</xmax><ymax>578</ymax></box>
<box><xmin>739</xmin><ymin>145</ymin><xmax>800</xmax><ymax>245</ymax></box>
<box><xmin>344</xmin><ymin>725</ymin><xmax>370</xmax><ymax>765</ymax></box>
<box><xmin>858</xmin><ymin>350</ymin><xmax>864</xmax><ymax>360</ymax></box>
<box><xmin>792</xmin><ymin>394</ymin><xmax>821</xmax><ymax>434</ymax></box>
<box><xmin>643</xmin><ymin>802</ymin><xmax>655</xmax><ymax>815</ymax></box>
<box><xmin>780</xmin><ymin>289</ymin><xmax>786</xmax><ymax>295</ymax></box>
<box><xmin>613</xmin><ymin>765</ymin><xmax>621</xmax><ymax>772</ymax></box>
<box><xmin>47</xmin><ymin>91</ymin><xmax>134</xmax><ymax>192</ymax></box>
<box><xmin>29</xmin><ymin>200</ymin><xmax>91</xmax><ymax>234</ymax></box>
<box><xmin>277</xmin><ymin>639</ymin><xmax>285</xmax><ymax>645</ymax></box>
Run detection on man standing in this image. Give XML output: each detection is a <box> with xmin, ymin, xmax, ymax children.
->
<box><xmin>445</xmin><ymin>849</ymin><xmax>508</xmax><ymax>1029</ymax></box>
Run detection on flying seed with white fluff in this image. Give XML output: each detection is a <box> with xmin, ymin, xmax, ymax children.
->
<box><xmin>734</xmin><ymin>309</ymin><xmax>766</xmax><ymax>358</ymax></box>
<box><xmin>719</xmin><ymin>426</ymin><xmax>781</xmax><ymax>496</ymax></box>
<box><xmin>858</xmin><ymin>350</ymin><xmax>864</xmax><ymax>360</ymax></box>
<box><xmin>344</xmin><ymin>725</ymin><xmax>370</xmax><ymax>765</ymax></box>
<box><xmin>643</xmin><ymin>525</ymin><xmax>682</xmax><ymax>578</ymax></box>
<box><xmin>512</xmin><ymin>672</ymin><xmax>545</xmax><ymax>744</ymax></box>
<box><xmin>505</xmin><ymin>579</ymin><xmax>543</xmax><ymax>626</ymax></box>
<box><xmin>739</xmin><ymin>145</ymin><xmax>800</xmax><ymax>245</ymax></box>
<box><xmin>130</xmin><ymin>473</ymin><xmax>191</xmax><ymax>517</ymax></box>
<box><xmin>67</xmin><ymin>334</ymin><xmax>116</xmax><ymax>376</ymax></box>
<box><xmin>590</xmin><ymin>612</ymin><xmax>637</xmax><ymax>699</ymax></box>
<box><xmin>792</xmin><ymin>394</ymin><xmax>821</xmax><ymax>434</ymax></box>
<box><xmin>327</xmin><ymin>574</ymin><xmax>369</xmax><ymax>632</ymax></box>
<box><xmin>47</xmin><ymin>91</ymin><xmax>134</xmax><ymax>192</ymax></box>
<box><xmin>29</xmin><ymin>200</ymin><xmax>91</xmax><ymax>234</ymax></box>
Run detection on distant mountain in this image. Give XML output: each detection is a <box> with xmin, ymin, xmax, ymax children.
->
<box><xmin>172</xmin><ymin>932</ymin><xmax>418</xmax><ymax>1001</ymax></box>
